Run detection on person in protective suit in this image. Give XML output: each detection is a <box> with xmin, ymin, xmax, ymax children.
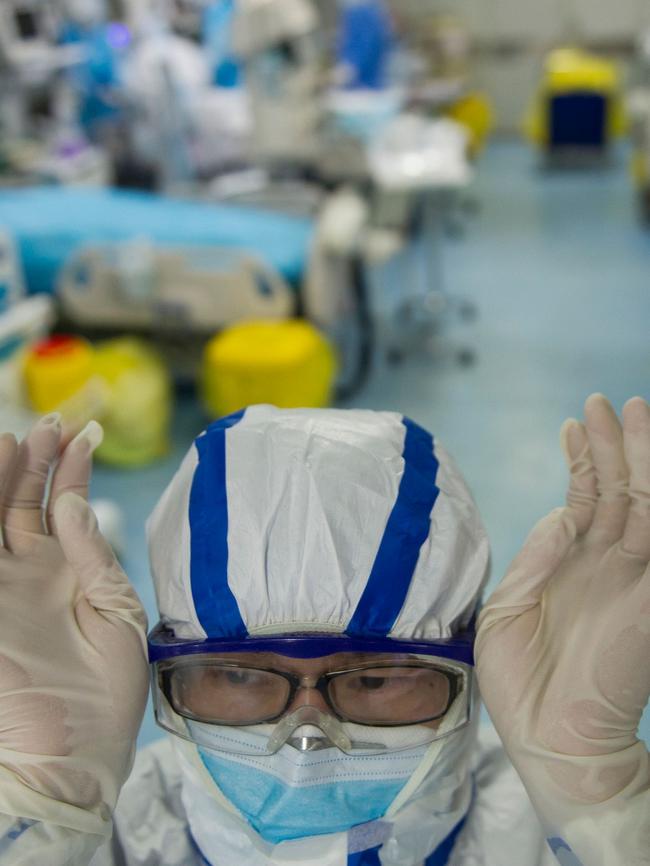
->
<box><xmin>0</xmin><ymin>396</ymin><xmax>648</xmax><ymax>866</ymax></box>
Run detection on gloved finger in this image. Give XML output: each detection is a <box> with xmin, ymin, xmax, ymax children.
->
<box><xmin>2</xmin><ymin>413</ymin><xmax>63</xmax><ymax>546</ymax></box>
<box><xmin>621</xmin><ymin>397</ymin><xmax>650</xmax><ymax>560</ymax></box>
<box><xmin>478</xmin><ymin>508</ymin><xmax>577</xmax><ymax>621</ymax></box>
<box><xmin>560</xmin><ymin>418</ymin><xmax>597</xmax><ymax>535</ymax></box>
<box><xmin>47</xmin><ymin>421</ymin><xmax>103</xmax><ymax>535</ymax></box>
<box><xmin>55</xmin><ymin>493</ymin><xmax>148</xmax><ymax>643</ymax></box>
<box><xmin>0</xmin><ymin>433</ymin><xmax>18</xmax><ymax>546</ymax></box>
<box><xmin>583</xmin><ymin>394</ymin><xmax>629</xmax><ymax>546</ymax></box>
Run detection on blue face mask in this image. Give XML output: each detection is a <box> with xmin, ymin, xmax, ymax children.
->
<box><xmin>197</xmin><ymin>736</ymin><xmax>428</xmax><ymax>844</ymax></box>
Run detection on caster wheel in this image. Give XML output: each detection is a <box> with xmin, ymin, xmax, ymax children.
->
<box><xmin>457</xmin><ymin>348</ymin><xmax>476</xmax><ymax>367</ymax></box>
<box><xmin>459</xmin><ymin>301</ymin><xmax>478</xmax><ymax>322</ymax></box>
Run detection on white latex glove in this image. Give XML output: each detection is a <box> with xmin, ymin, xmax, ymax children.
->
<box><xmin>476</xmin><ymin>395</ymin><xmax>650</xmax><ymax>866</ymax></box>
<box><xmin>0</xmin><ymin>414</ymin><xmax>149</xmax><ymax>865</ymax></box>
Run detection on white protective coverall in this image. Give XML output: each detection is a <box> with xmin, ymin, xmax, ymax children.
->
<box><xmin>88</xmin><ymin>405</ymin><xmax>559</xmax><ymax>866</ymax></box>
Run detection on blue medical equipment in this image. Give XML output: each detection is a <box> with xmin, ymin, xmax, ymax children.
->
<box><xmin>202</xmin><ymin>0</ymin><xmax>241</xmax><ymax>87</ymax></box>
<box><xmin>337</xmin><ymin>0</ymin><xmax>394</xmax><ymax>91</ymax></box>
<box><xmin>58</xmin><ymin>21</ymin><xmax>128</xmax><ymax>135</ymax></box>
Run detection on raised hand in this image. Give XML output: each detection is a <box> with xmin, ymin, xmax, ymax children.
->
<box><xmin>0</xmin><ymin>414</ymin><xmax>149</xmax><ymax>855</ymax></box>
<box><xmin>475</xmin><ymin>395</ymin><xmax>650</xmax><ymax>866</ymax></box>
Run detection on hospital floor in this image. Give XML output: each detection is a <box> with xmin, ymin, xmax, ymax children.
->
<box><xmin>90</xmin><ymin>139</ymin><xmax>650</xmax><ymax>749</ymax></box>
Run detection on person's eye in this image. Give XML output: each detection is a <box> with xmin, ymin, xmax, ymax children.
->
<box><xmin>356</xmin><ymin>675</ymin><xmax>389</xmax><ymax>691</ymax></box>
<box><xmin>224</xmin><ymin>669</ymin><xmax>254</xmax><ymax>686</ymax></box>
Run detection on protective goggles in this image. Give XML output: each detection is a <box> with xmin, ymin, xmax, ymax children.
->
<box><xmin>149</xmin><ymin>624</ymin><xmax>475</xmax><ymax>756</ymax></box>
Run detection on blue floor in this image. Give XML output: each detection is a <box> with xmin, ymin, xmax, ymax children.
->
<box><xmin>91</xmin><ymin>139</ymin><xmax>650</xmax><ymax>748</ymax></box>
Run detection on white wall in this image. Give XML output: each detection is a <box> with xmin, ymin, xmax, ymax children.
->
<box><xmin>388</xmin><ymin>0</ymin><xmax>650</xmax><ymax>131</ymax></box>
<box><xmin>391</xmin><ymin>0</ymin><xmax>650</xmax><ymax>41</ymax></box>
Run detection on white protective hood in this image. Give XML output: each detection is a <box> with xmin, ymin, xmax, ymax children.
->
<box><xmin>146</xmin><ymin>405</ymin><xmax>491</xmax><ymax>865</ymax></box>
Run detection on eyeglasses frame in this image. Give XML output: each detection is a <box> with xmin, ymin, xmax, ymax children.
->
<box><xmin>157</xmin><ymin>655</ymin><xmax>467</xmax><ymax>728</ymax></box>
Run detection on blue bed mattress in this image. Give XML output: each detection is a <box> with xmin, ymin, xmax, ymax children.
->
<box><xmin>0</xmin><ymin>187</ymin><xmax>315</xmax><ymax>295</ymax></box>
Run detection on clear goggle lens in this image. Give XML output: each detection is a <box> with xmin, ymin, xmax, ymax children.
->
<box><xmin>152</xmin><ymin>653</ymin><xmax>472</xmax><ymax>756</ymax></box>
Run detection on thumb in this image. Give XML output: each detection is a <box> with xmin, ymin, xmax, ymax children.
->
<box><xmin>54</xmin><ymin>492</ymin><xmax>148</xmax><ymax>639</ymax></box>
<box><xmin>479</xmin><ymin>507</ymin><xmax>577</xmax><ymax>623</ymax></box>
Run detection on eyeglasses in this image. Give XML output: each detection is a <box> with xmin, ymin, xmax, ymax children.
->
<box><xmin>159</xmin><ymin>656</ymin><xmax>464</xmax><ymax>727</ymax></box>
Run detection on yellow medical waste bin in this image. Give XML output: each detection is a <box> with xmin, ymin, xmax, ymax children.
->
<box><xmin>446</xmin><ymin>92</ymin><xmax>494</xmax><ymax>159</ymax></box>
<box><xmin>23</xmin><ymin>335</ymin><xmax>95</xmax><ymax>414</ymax></box>
<box><xmin>524</xmin><ymin>48</ymin><xmax>626</xmax><ymax>151</ymax></box>
<box><xmin>92</xmin><ymin>338</ymin><xmax>172</xmax><ymax>468</ymax></box>
<box><xmin>24</xmin><ymin>334</ymin><xmax>171</xmax><ymax>467</ymax></box>
<box><xmin>202</xmin><ymin>320</ymin><xmax>338</xmax><ymax>417</ymax></box>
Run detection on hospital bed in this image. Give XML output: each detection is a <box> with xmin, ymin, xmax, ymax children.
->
<box><xmin>0</xmin><ymin>186</ymin><xmax>378</xmax><ymax>394</ymax></box>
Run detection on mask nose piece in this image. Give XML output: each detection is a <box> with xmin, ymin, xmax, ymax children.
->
<box><xmin>265</xmin><ymin>706</ymin><xmax>353</xmax><ymax>753</ymax></box>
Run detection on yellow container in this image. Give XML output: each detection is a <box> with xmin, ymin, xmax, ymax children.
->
<box><xmin>23</xmin><ymin>335</ymin><xmax>171</xmax><ymax>467</ymax></box>
<box><xmin>93</xmin><ymin>338</ymin><xmax>172</xmax><ymax>468</ymax></box>
<box><xmin>203</xmin><ymin>320</ymin><xmax>338</xmax><ymax>418</ymax></box>
<box><xmin>23</xmin><ymin>335</ymin><xmax>95</xmax><ymax>414</ymax></box>
<box><xmin>446</xmin><ymin>91</ymin><xmax>494</xmax><ymax>158</ymax></box>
